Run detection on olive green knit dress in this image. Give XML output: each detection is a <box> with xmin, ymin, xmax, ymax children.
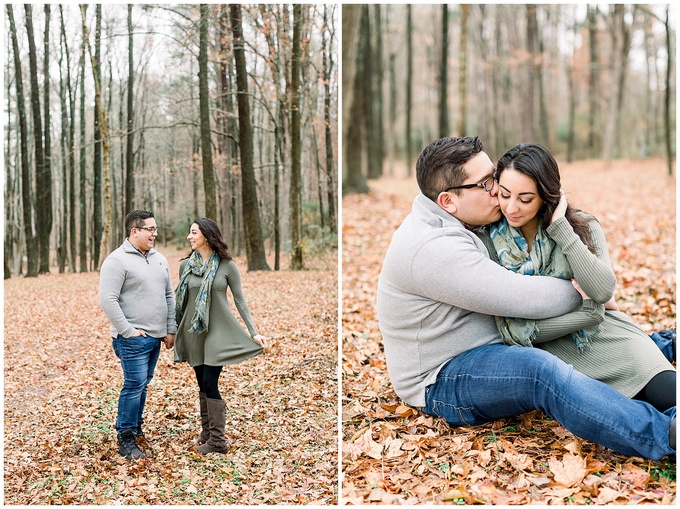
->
<box><xmin>174</xmin><ymin>258</ymin><xmax>263</xmax><ymax>367</ymax></box>
<box><xmin>477</xmin><ymin>215</ymin><xmax>674</xmax><ymax>397</ymax></box>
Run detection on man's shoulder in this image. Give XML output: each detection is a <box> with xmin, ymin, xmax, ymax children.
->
<box><xmin>101</xmin><ymin>243</ymin><xmax>127</xmax><ymax>267</ymax></box>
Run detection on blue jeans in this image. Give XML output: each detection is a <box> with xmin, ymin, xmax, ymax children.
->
<box><xmin>424</xmin><ymin>344</ymin><xmax>676</xmax><ymax>460</ymax></box>
<box><xmin>112</xmin><ymin>334</ymin><xmax>161</xmax><ymax>433</ymax></box>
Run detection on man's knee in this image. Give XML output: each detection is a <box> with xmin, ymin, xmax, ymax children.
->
<box><xmin>122</xmin><ymin>372</ymin><xmax>148</xmax><ymax>391</ymax></box>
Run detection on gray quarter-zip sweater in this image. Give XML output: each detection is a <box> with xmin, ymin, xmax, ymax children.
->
<box><xmin>99</xmin><ymin>239</ymin><xmax>177</xmax><ymax>339</ymax></box>
<box><xmin>376</xmin><ymin>194</ymin><xmax>582</xmax><ymax>407</ymax></box>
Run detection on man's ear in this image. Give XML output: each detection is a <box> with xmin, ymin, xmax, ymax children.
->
<box><xmin>437</xmin><ymin>191</ymin><xmax>458</xmax><ymax>215</ymax></box>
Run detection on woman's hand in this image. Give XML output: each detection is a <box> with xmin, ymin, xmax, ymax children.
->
<box><xmin>571</xmin><ymin>279</ymin><xmax>591</xmax><ymax>300</ymax></box>
<box><xmin>551</xmin><ymin>189</ymin><xmax>568</xmax><ymax>224</ymax></box>
<box><xmin>604</xmin><ymin>296</ymin><xmax>620</xmax><ymax>311</ymax></box>
<box><xmin>252</xmin><ymin>334</ymin><xmax>268</xmax><ymax>348</ymax></box>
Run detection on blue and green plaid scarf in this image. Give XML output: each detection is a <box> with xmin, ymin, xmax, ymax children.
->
<box><xmin>490</xmin><ymin>217</ymin><xmax>596</xmax><ymax>353</ymax></box>
<box><xmin>175</xmin><ymin>250</ymin><xmax>220</xmax><ymax>334</ymax></box>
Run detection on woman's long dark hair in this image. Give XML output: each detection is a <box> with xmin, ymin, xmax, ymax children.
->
<box><xmin>182</xmin><ymin>218</ymin><xmax>233</xmax><ymax>260</ymax></box>
<box><xmin>496</xmin><ymin>143</ymin><xmax>597</xmax><ymax>253</ymax></box>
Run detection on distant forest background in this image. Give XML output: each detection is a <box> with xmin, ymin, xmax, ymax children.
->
<box><xmin>342</xmin><ymin>4</ymin><xmax>675</xmax><ymax>192</ymax></box>
<box><xmin>5</xmin><ymin>4</ymin><xmax>338</xmax><ymax>277</ymax></box>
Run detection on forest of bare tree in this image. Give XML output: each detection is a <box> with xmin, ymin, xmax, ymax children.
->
<box><xmin>343</xmin><ymin>4</ymin><xmax>675</xmax><ymax>192</ymax></box>
<box><xmin>5</xmin><ymin>4</ymin><xmax>338</xmax><ymax>277</ymax></box>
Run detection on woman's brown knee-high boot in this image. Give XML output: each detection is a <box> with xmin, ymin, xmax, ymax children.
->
<box><xmin>195</xmin><ymin>392</ymin><xmax>210</xmax><ymax>447</ymax></box>
<box><xmin>196</xmin><ymin>397</ymin><xmax>227</xmax><ymax>454</ymax></box>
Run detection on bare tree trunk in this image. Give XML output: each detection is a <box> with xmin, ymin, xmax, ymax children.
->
<box><xmin>602</xmin><ymin>5</ymin><xmax>633</xmax><ymax>159</ymax></box>
<box><xmin>199</xmin><ymin>4</ymin><xmax>217</xmax><ymax>219</ymax></box>
<box><xmin>663</xmin><ymin>6</ymin><xmax>673</xmax><ymax>175</ymax></box>
<box><xmin>258</xmin><ymin>4</ymin><xmax>286</xmax><ymax>269</ymax></box>
<box><xmin>364</xmin><ymin>6</ymin><xmax>381</xmax><ymax>180</ymax></box>
<box><xmin>43</xmin><ymin>5</ymin><xmax>54</xmax><ymax>273</ymax></box>
<box><xmin>80</xmin><ymin>5</ymin><xmax>112</xmax><ymax>268</ymax></box>
<box><xmin>7</xmin><ymin>4</ymin><xmax>38</xmax><ymax>277</ymax></box>
<box><xmin>59</xmin><ymin>6</ymin><xmax>77</xmax><ymax>273</ymax></box>
<box><xmin>587</xmin><ymin>5</ymin><xmax>599</xmax><ymax>157</ymax></box>
<box><xmin>92</xmin><ymin>5</ymin><xmax>102</xmax><ymax>267</ymax></box>
<box><xmin>523</xmin><ymin>4</ymin><xmax>537</xmax><ymax>140</ymax></box>
<box><xmin>79</xmin><ymin>6</ymin><xmax>88</xmax><ymax>272</ymax></box>
<box><xmin>126</xmin><ymin>4</ymin><xmax>135</xmax><ymax>212</ymax></box>
<box><xmin>58</xmin><ymin>15</ymin><xmax>68</xmax><ymax>273</ymax></box>
<box><xmin>289</xmin><ymin>4</ymin><xmax>304</xmax><ymax>270</ymax></box>
<box><xmin>5</xmin><ymin>31</ymin><xmax>15</xmax><ymax>278</ymax></box>
<box><xmin>439</xmin><ymin>4</ymin><xmax>449</xmax><ymax>138</ymax></box>
<box><xmin>342</xmin><ymin>4</ymin><xmax>361</xmax><ymax>180</ymax></box>
<box><xmin>25</xmin><ymin>5</ymin><xmax>49</xmax><ymax>274</ymax></box>
<box><xmin>457</xmin><ymin>4</ymin><xmax>468</xmax><ymax>136</ymax></box>
<box><xmin>323</xmin><ymin>4</ymin><xmax>336</xmax><ymax>234</ymax></box>
<box><xmin>373</xmin><ymin>4</ymin><xmax>384</xmax><ymax>170</ymax></box>
<box><xmin>494</xmin><ymin>7</ymin><xmax>510</xmax><ymax>155</ymax></box>
<box><xmin>388</xmin><ymin>51</ymin><xmax>396</xmax><ymax>176</ymax></box>
<box><xmin>343</xmin><ymin>5</ymin><xmax>369</xmax><ymax>194</ymax></box>
<box><xmin>536</xmin><ymin>8</ymin><xmax>549</xmax><ymax>147</ymax></box>
<box><xmin>230</xmin><ymin>3</ymin><xmax>270</xmax><ymax>271</ymax></box>
<box><xmin>405</xmin><ymin>5</ymin><xmax>413</xmax><ymax>175</ymax></box>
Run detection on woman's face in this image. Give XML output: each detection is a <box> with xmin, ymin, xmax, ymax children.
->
<box><xmin>498</xmin><ymin>169</ymin><xmax>544</xmax><ymax>229</ymax></box>
<box><xmin>187</xmin><ymin>223</ymin><xmax>208</xmax><ymax>251</ymax></box>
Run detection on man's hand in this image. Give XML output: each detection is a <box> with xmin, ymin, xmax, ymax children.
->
<box><xmin>163</xmin><ymin>334</ymin><xmax>175</xmax><ymax>350</ymax></box>
<box><xmin>571</xmin><ymin>279</ymin><xmax>591</xmax><ymax>300</ymax></box>
<box><xmin>132</xmin><ymin>329</ymin><xmax>147</xmax><ymax>337</ymax></box>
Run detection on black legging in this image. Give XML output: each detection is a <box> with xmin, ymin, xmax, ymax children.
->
<box><xmin>633</xmin><ymin>370</ymin><xmax>676</xmax><ymax>412</ymax></box>
<box><xmin>193</xmin><ymin>364</ymin><xmax>224</xmax><ymax>400</ymax></box>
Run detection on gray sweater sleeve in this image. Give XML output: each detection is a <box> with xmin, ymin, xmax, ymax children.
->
<box><xmin>546</xmin><ymin>215</ymin><xmax>616</xmax><ymax>303</ymax></box>
<box><xmin>165</xmin><ymin>271</ymin><xmax>178</xmax><ymax>335</ymax></box>
<box><xmin>99</xmin><ymin>257</ymin><xmax>137</xmax><ymax>338</ymax></box>
<box><xmin>415</xmin><ymin>231</ymin><xmax>581</xmax><ymax>320</ymax></box>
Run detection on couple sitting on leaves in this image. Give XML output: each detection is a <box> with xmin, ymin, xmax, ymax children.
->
<box><xmin>378</xmin><ymin>136</ymin><xmax>675</xmax><ymax>461</ymax></box>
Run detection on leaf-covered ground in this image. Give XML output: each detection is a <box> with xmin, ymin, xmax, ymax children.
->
<box><xmin>4</xmin><ymin>249</ymin><xmax>338</xmax><ymax>505</ymax></box>
<box><xmin>342</xmin><ymin>159</ymin><xmax>676</xmax><ymax>505</ymax></box>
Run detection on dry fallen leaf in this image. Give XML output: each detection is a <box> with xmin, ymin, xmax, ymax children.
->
<box><xmin>549</xmin><ymin>454</ymin><xmax>588</xmax><ymax>487</ymax></box>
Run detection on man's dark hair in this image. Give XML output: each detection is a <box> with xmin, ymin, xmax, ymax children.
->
<box><xmin>125</xmin><ymin>210</ymin><xmax>154</xmax><ymax>237</ymax></box>
<box><xmin>416</xmin><ymin>136</ymin><xmax>484</xmax><ymax>201</ymax></box>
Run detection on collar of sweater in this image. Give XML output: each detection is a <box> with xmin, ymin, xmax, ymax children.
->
<box><xmin>123</xmin><ymin>238</ymin><xmax>156</xmax><ymax>258</ymax></box>
<box><xmin>414</xmin><ymin>193</ymin><xmax>476</xmax><ymax>230</ymax></box>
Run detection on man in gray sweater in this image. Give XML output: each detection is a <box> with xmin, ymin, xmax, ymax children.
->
<box><xmin>99</xmin><ymin>210</ymin><xmax>177</xmax><ymax>460</ymax></box>
<box><xmin>377</xmin><ymin>136</ymin><xmax>675</xmax><ymax>460</ymax></box>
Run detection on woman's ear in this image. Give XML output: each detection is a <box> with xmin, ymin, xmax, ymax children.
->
<box><xmin>437</xmin><ymin>191</ymin><xmax>458</xmax><ymax>215</ymax></box>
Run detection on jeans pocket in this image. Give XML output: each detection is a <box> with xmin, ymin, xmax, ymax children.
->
<box><xmin>429</xmin><ymin>399</ymin><xmax>477</xmax><ymax>426</ymax></box>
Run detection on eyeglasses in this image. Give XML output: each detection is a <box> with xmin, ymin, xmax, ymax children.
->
<box><xmin>137</xmin><ymin>226</ymin><xmax>158</xmax><ymax>234</ymax></box>
<box><xmin>444</xmin><ymin>173</ymin><xmax>497</xmax><ymax>194</ymax></box>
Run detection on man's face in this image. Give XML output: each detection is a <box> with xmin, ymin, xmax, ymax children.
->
<box><xmin>129</xmin><ymin>218</ymin><xmax>158</xmax><ymax>253</ymax></box>
<box><xmin>445</xmin><ymin>151</ymin><xmax>501</xmax><ymax>227</ymax></box>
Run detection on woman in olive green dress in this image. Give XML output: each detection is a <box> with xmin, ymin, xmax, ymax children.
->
<box><xmin>478</xmin><ymin>143</ymin><xmax>675</xmax><ymax>412</ymax></box>
<box><xmin>173</xmin><ymin>218</ymin><xmax>267</xmax><ymax>454</ymax></box>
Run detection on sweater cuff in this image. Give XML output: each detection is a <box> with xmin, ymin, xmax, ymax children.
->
<box><xmin>545</xmin><ymin>216</ymin><xmax>575</xmax><ymax>246</ymax></box>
